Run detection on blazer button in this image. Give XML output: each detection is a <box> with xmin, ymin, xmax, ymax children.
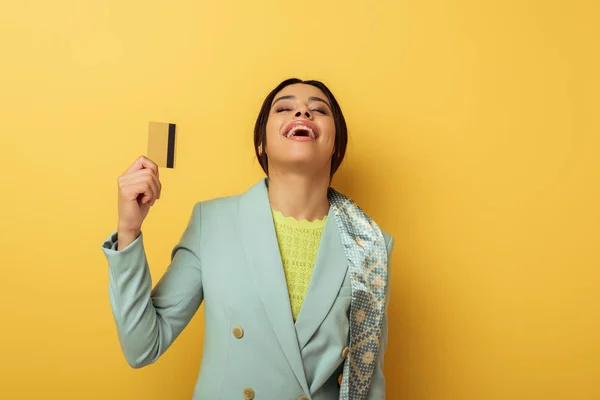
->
<box><xmin>243</xmin><ymin>387</ymin><xmax>255</xmax><ymax>399</ymax></box>
<box><xmin>341</xmin><ymin>346</ymin><xmax>349</xmax><ymax>359</ymax></box>
<box><xmin>298</xmin><ymin>397</ymin><xmax>310</xmax><ymax>400</ymax></box>
<box><xmin>338</xmin><ymin>373</ymin><xmax>343</xmax><ymax>386</ymax></box>
<box><xmin>233</xmin><ymin>326</ymin><xmax>244</xmax><ymax>339</ymax></box>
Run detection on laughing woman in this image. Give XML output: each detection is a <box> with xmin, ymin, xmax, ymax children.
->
<box><xmin>101</xmin><ymin>78</ymin><xmax>394</xmax><ymax>400</ymax></box>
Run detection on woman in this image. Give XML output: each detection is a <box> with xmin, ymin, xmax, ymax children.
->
<box><xmin>101</xmin><ymin>78</ymin><xmax>394</xmax><ymax>400</ymax></box>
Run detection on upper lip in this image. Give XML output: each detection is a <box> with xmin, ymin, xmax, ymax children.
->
<box><xmin>283</xmin><ymin>120</ymin><xmax>319</xmax><ymax>139</ymax></box>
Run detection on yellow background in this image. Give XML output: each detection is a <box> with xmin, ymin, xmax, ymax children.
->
<box><xmin>1</xmin><ymin>1</ymin><xmax>598</xmax><ymax>399</ymax></box>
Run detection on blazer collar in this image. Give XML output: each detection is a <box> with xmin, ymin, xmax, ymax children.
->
<box><xmin>238</xmin><ymin>178</ymin><xmax>309</xmax><ymax>394</ymax></box>
<box><xmin>238</xmin><ymin>178</ymin><xmax>348</xmax><ymax>391</ymax></box>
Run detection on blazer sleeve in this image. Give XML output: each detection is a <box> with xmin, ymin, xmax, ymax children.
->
<box><xmin>366</xmin><ymin>233</ymin><xmax>394</xmax><ymax>399</ymax></box>
<box><xmin>100</xmin><ymin>202</ymin><xmax>204</xmax><ymax>368</ymax></box>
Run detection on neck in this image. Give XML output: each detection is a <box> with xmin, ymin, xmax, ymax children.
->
<box><xmin>267</xmin><ymin>170</ymin><xmax>330</xmax><ymax>222</ymax></box>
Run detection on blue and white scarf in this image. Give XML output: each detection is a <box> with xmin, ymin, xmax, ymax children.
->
<box><xmin>328</xmin><ymin>188</ymin><xmax>389</xmax><ymax>400</ymax></box>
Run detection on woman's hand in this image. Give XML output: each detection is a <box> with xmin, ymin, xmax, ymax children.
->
<box><xmin>116</xmin><ymin>155</ymin><xmax>162</xmax><ymax>249</ymax></box>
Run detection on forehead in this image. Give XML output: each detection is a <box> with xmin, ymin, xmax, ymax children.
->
<box><xmin>273</xmin><ymin>83</ymin><xmax>327</xmax><ymax>102</ymax></box>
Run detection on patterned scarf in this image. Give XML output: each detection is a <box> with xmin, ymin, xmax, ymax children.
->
<box><xmin>328</xmin><ymin>188</ymin><xmax>389</xmax><ymax>400</ymax></box>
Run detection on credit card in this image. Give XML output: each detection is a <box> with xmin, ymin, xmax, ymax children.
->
<box><xmin>147</xmin><ymin>121</ymin><xmax>176</xmax><ymax>168</ymax></box>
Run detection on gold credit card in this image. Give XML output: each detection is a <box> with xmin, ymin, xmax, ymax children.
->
<box><xmin>147</xmin><ymin>121</ymin><xmax>176</xmax><ymax>168</ymax></box>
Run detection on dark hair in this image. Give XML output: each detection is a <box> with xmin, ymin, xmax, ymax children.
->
<box><xmin>253</xmin><ymin>78</ymin><xmax>348</xmax><ymax>177</ymax></box>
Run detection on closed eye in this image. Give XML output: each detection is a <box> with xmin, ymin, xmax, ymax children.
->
<box><xmin>312</xmin><ymin>108</ymin><xmax>327</xmax><ymax>115</ymax></box>
<box><xmin>276</xmin><ymin>107</ymin><xmax>292</xmax><ymax>113</ymax></box>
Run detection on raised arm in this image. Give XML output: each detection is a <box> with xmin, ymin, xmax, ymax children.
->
<box><xmin>100</xmin><ymin>156</ymin><xmax>204</xmax><ymax>368</ymax></box>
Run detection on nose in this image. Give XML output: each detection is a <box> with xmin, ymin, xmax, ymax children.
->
<box><xmin>294</xmin><ymin>105</ymin><xmax>312</xmax><ymax>119</ymax></box>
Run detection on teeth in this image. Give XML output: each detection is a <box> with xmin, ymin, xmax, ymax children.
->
<box><xmin>286</xmin><ymin>125</ymin><xmax>316</xmax><ymax>139</ymax></box>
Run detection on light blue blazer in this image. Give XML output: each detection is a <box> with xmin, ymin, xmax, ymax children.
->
<box><xmin>101</xmin><ymin>179</ymin><xmax>394</xmax><ymax>399</ymax></box>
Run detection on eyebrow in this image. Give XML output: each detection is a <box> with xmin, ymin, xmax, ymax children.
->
<box><xmin>272</xmin><ymin>95</ymin><xmax>332</xmax><ymax>110</ymax></box>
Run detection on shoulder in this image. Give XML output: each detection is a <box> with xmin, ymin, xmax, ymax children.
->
<box><xmin>196</xmin><ymin>193</ymin><xmax>240</xmax><ymax>214</ymax></box>
<box><xmin>183</xmin><ymin>194</ymin><xmax>241</xmax><ymax>230</ymax></box>
<box><xmin>192</xmin><ymin>195</ymin><xmax>239</xmax><ymax>229</ymax></box>
<box><xmin>193</xmin><ymin>179</ymin><xmax>267</xmax><ymax>217</ymax></box>
<box><xmin>178</xmin><ymin>194</ymin><xmax>241</xmax><ymax>246</ymax></box>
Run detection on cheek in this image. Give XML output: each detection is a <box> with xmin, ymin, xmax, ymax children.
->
<box><xmin>264</xmin><ymin>120</ymin><xmax>276</xmax><ymax>142</ymax></box>
<box><xmin>322</xmin><ymin>120</ymin><xmax>336</xmax><ymax>145</ymax></box>
<box><xmin>266</xmin><ymin>115</ymin><xmax>284</xmax><ymax>137</ymax></box>
<box><xmin>265</xmin><ymin>117</ymin><xmax>283</xmax><ymax>152</ymax></box>
<box><xmin>265</xmin><ymin>126</ymin><xmax>279</xmax><ymax>146</ymax></box>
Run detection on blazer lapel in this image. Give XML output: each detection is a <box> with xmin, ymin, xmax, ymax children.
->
<box><xmin>238</xmin><ymin>179</ymin><xmax>310</xmax><ymax>395</ymax></box>
<box><xmin>294</xmin><ymin>207</ymin><xmax>348</xmax><ymax>350</ymax></box>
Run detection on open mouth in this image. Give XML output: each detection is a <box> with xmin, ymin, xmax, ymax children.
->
<box><xmin>283</xmin><ymin>122</ymin><xmax>319</xmax><ymax>140</ymax></box>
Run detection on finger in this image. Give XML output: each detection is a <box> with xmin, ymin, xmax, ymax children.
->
<box><xmin>127</xmin><ymin>181</ymin><xmax>155</xmax><ymax>204</ymax></box>
<box><xmin>123</xmin><ymin>156</ymin><xmax>145</xmax><ymax>175</ymax></box>
<box><xmin>155</xmin><ymin>175</ymin><xmax>162</xmax><ymax>199</ymax></box>
<box><xmin>136</xmin><ymin>172</ymin><xmax>159</xmax><ymax>205</ymax></box>
<box><xmin>119</xmin><ymin>168</ymin><xmax>157</xmax><ymax>186</ymax></box>
<box><xmin>123</xmin><ymin>155</ymin><xmax>159</xmax><ymax>176</ymax></box>
<box><xmin>119</xmin><ymin>170</ymin><xmax>161</xmax><ymax>205</ymax></box>
<box><xmin>147</xmin><ymin>174</ymin><xmax>160</xmax><ymax>205</ymax></box>
<box><xmin>120</xmin><ymin>172</ymin><xmax>156</xmax><ymax>201</ymax></box>
<box><xmin>143</xmin><ymin>169</ymin><xmax>161</xmax><ymax>199</ymax></box>
<box><xmin>139</xmin><ymin>156</ymin><xmax>159</xmax><ymax>177</ymax></box>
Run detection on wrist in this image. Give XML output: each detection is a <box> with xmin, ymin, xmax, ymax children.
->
<box><xmin>117</xmin><ymin>225</ymin><xmax>141</xmax><ymax>243</ymax></box>
<box><xmin>117</xmin><ymin>222</ymin><xmax>141</xmax><ymax>234</ymax></box>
